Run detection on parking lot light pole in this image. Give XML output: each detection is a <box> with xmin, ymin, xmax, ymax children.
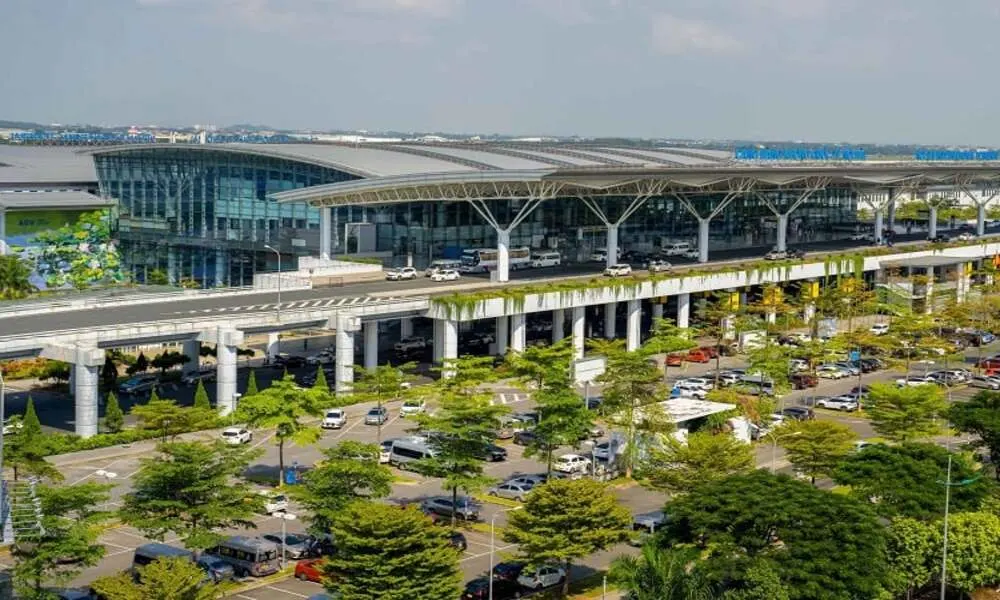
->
<box><xmin>490</xmin><ymin>506</ymin><xmax>523</xmax><ymax>600</ymax></box>
<box><xmin>770</xmin><ymin>430</ymin><xmax>802</xmax><ymax>474</ymax></box>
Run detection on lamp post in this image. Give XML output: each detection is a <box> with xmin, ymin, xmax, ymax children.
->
<box><xmin>938</xmin><ymin>445</ymin><xmax>981</xmax><ymax>599</ymax></box>
<box><xmin>769</xmin><ymin>430</ymin><xmax>802</xmax><ymax>474</ymax></box>
<box><xmin>276</xmin><ymin>512</ymin><xmax>297</xmax><ymax>569</ymax></box>
<box><xmin>263</xmin><ymin>245</ymin><xmax>281</xmax><ymax>322</ymax></box>
<box><xmin>490</xmin><ymin>506</ymin><xmax>523</xmax><ymax>600</ymax></box>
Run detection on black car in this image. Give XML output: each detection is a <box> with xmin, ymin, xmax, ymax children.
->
<box><xmin>513</xmin><ymin>430</ymin><xmax>537</xmax><ymax>446</ymax></box>
<box><xmin>478</xmin><ymin>444</ymin><xmax>508</xmax><ymax>462</ymax></box>
<box><xmin>448</xmin><ymin>531</ymin><xmax>467</xmax><ymax>551</ymax></box>
<box><xmin>492</xmin><ymin>561</ymin><xmax>526</xmax><ymax>582</ymax></box>
<box><xmin>585</xmin><ymin>396</ymin><xmax>603</xmax><ymax>410</ymax></box>
<box><xmin>462</xmin><ymin>577</ymin><xmax>524</xmax><ymax>600</ymax></box>
<box><xmin>275</xmin><ymin>354</ymin><xmax>307</xmax><ymax>368</ymax></box>
<box><xmin>786</xmin><ymin>248</ymin><xmax>806</xmax><ymax>259</ymax></box>
<box><xmin>781</xmin><ymin>407</ymin><xmax>815</xmax><ymax>421</ymax></box>
<box><xmin>928</xmin><ymin>234</ymin><xmax>951</xmax><ymax>243</ymax></box>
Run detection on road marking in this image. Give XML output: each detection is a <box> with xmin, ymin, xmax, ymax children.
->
<box><xmin>461</xmin><ymin>543</ymin><xmax>516</xmax><ymax>562</ymax></box>
<box><xmin>266</xmin><ymin>587</ymin><xmax>308</xmax><ymax>598</ymax></box>
<box><xmin>102</xmin><ymin>541</ymin><xmax>133</xmax><ymax>551</ymax></box>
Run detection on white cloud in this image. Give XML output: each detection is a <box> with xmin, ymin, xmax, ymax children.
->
<box><xmin>651</xmin><ymin>14</ymin><xmax>742</xmax><ymax>55</ymax></box>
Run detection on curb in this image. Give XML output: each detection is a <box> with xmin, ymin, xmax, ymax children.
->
<box><xmin>224</xmin><ymin>566</ymin><xmax>296</xmax><ymax>596</ymax></box>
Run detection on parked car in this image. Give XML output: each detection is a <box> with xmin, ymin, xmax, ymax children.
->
<box><xmin>322</xmin><ymin>409</ymin><xmax>347</xmax><ymax>429</ymax></box>
<box><xmin>815</xmin><ymin>396</ymin><xmax>859</xmax><ymax>412</ymax></box>
<box><xmin>364</xmin><ymin>407</ymin><xmax>388</xmax><ymax>425</ymax></box>
<box><xmin>764</xmin><ymin>249</ymin><xmax>788</xmax><ymax>260</ymax></box>
<box><xmin>430</xmin><ymin>269</ymin><xmax>460</xmax><ymax>282</ymax></box>
<box><xmin>790</xmin><ymin>373</ymin><xmax>819</xmax><ymax>389</ymax></box>
<box><xmin>180</xmin><ymin>370</ymin><xmax>215</xmax><ymax>385</ymax></box>
<box><xmin>869</xmin><ymin>323</ymin><xmax>890</xmax><ymax>335</ymax></box>
<box><xmin>897</xmin><ymin>375</ymin><xmax>933</xmax><ymax>387</ymax></box>
<box><xmin>603</xmin><ymin>264</ymin><xmax>633</xmax><ymax>277</ymax></box>
<box><xmin>504</xmin><ymin>474</ymin><xmax>546</xmax><ymax>488</ymax></box>
<box><xmin>663</xmin><ymin>242</ymin><xmax>692</xmax><ymax>256</ymax></box>
<box><xmin>928</xmin><ymin>234</ymin><xmax>951</xmax><ymax>243</ymax></box>
<box><xmin>118</xmin><ymin>374</ymin><xmax>158</xmax><ymax>395</ymax></box>
<box><xmin>833</xmin><ymin>362</ymin><xmax>861</xmax><ymax>376</ymax></box>
<box><xmin>517</xmin><ymin>565</ymin><xmax>567</xmax><ymax>591</ymax></box>
<box><xmin>780</xmin><ymin>407</ymin><xmax>815</xmax><ymax>421</ymax></box>
<box><xmin>461</xmin><ymin>577</ymin><xmax>523</xmax><ymax>600</ymax></box>
<box><xmin>685</xmin><ymin>349</ymin><xmax>711</xmax><ymax>363</ymax></box>
<box><xmin>970</xmin><ymin>375</ymin><xmax>1000</xmax><ymax>390</ymax></box>
<box><xmin>306</xmin><ymin>351</ymin><xmax>334</xmax><ymax>366</ymax></box>
<box><xmin>665</xmin><ymin>353</ymin><xmax>684</xmax><ymax>366</ymax></box>
<box><xmin>399</xmin><ymin>399</ymin><xmax>426</xmax><ymax>417</ymax></box>
<box><xmin>257</xmin><ymin>491</ymin><xmax>288</xmax><ymax>515</ymax></box>
<box><xmin>274</xmin><ymin>354</ymin><xmax>307</xmax><ymax>368</ymax></box>
<box><xmin>488</xmin><ymin>482</ymin><xmax>533</xmax><ymax>502</ymax></box>
<box><xmin>474</xmin><ymin>443</ymin><xmax>508</xmax><ymax>462</ymax></box>
<box><xmin>394</xmin><ymin>337</ymin><xmax>427</xmax><ymax>353</ymax></box>
<box><xmin>787</xmin><ymin>248</ymin><xmax>806</xmax><ymax>259</ymax></box>
<box><xmin>294</xmin><ymin>558</ymin><xmax>325</xmax><ymax>583</ymax></box>
<box><xmin>816</xmin><ymin>364</ymin><xmax>850</xmax><ymax>379</ymax></box>
<box><xmin>420</xmin><ymin>496</ymin><xmax>482</xmax><ymax>521</ymax></box>
<box><xmin>385</xmin><ymin>267</ymin><xmax>418</xmax><ymax>281</ymax></box>
<box><xmin>647</xmin><ymin>260</ymin><xmax>672</xmax><ymax>273</ymax></box>
<box><xmin>553</xmin><ymin>453</ymin><xmax>591</xmax><ymax>473</ymax></box>
<box><xmin>197</xmin><ymin>554</ymin><xmax>235</xmax><ymax>583</ymax></box>
<box><xmin>672</xmin><ymin>381</ymin><xmax>707</xmax><ymax>398</ymax></box>
<box><xmin>221</xmin><ymin>427</ymin><xmax>252</xmax><ymax>445</ymax></box>
<box><xmin>492</xmin><ymin>562</ymin><xmax>527</xmax><ymax>582</ymax></box>
<box><xmin>262</xmin><ymin>533</ymin><xmax>313</xmax><ymax>559</ymax></box>
<box><xmin>513</xmin><ymin>430</ymin><xmax>537</xmax><ymax>446</ymax></box>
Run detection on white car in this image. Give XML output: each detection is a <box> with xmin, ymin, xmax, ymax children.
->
<box><xmin>678</xmin><ymin>377</ymin><xmax>713</xmax><ymax>391</ymax></box>
<box><xmin>379</xmin><ymin>439</ymin><xmax>396</xmax><ymax>464</ymax></box>
<box><xmin>589</xmin><ymin>250</ymin><xmax>609</xmax><ymax>263</ymax></box>
<box><xmin>258</xmin><ymin>491</ymin><xmax>288</xmax><ymax>515</ymax></box>
<box><xmin>322</xmin><ymin>408</ymin><xmax>347</xmax><ymax>429</ymax></box>
<box><xmin>789</xmin><ymin>358</ymin><xmax>808</xmax><ymax>372</ymax></box>
<box><xmin>869</xmin><ymin>323</ymin><xmax>890</xmax><ymax>335</ymax></box>
<box><xmin>664</xmin><ymin>242</ymin><xmax>692</xmax><ymax>256</ymax></box>
<box><xmin>517</xmin><ymin>566</ymin><xmax>567</xmax><ymax>591</ymax></box>
<box><xmin>603</xmin><ymin>264</ymin><xmax>632</xmax><ymax>277</ymax></box>
<box><xmin>816</xmin><ymin>364</ymin><xmax>849</xmax><ymax>379</ymax></box>
<box><xmin>553</xmin><ymin>454</ymin><xmax>591</xmax><ymax>474</ymax></box>
<box><xmin>896</xmin><ymin>375</ymin><xmax>933</xmax><ymax>387</ymax></box>
<box><xmin>221</xmin><ymin>427</ymin><xmax>252</xmax><ymax>445</ymax></box>
<box><xmin>765</xmin><ymin>249</ymin><xmax>788</xmax><ymax>260</ymax></box>
<box><xmin>394</xmin><ymin>337</ymin><xmax>427</xmax><ymax>353</ymax></box>
<box><xmin>399</xmin><ymin>399</ymin><xmax>426</xmax><ymax>417</ymax></box>
<box><xmin>956</xmin><ymin>232</ymin><xmax>975</xmax><ymax>241</ymax></box>
<box><xmin>306</xmin><ymin>350</ymin><xmax>334</xmax><ymax>365</ymax></box>
<box><xmin>180</xmin><ymin>369</ymin><xmax>215</xmax><ymax>385</ymax></box>
<box><xmin>849</xmin><ymin>232</ymin><xmax>869</xmax><ymax>241</ymax></box>
<box><xmin>647</xmin><ymin>260</ymin><xmax>672</xmax><ymax>273</ymax></box>
<box><xmin>2</xmin><ymin>419</ymin><xmax>22</xmax><ymax>436</ymax></box>
<box><xmin>682</xmin><ymin>249</ymin><xmax>700</xmax><ymax>260</ymax></box>
<box><xmin>815</xmin><ymin>396</ymin><xmax>859</xmax><ymax>412</ymax></box>
<box><xmin>487</xmin><ymin>482</ymin><xmax>533</xmax><ymax>502</ymax></box>
<box><xmin>385</xmin><ymin>267</ymin><xmax>418</xmax><ymax>281</ymax></box>
<box><xmin>672</xmin><ymin>381</ymin><xmax>707</xmax><ymax>398</ymax></box>
<box><xmin>430</xmin><ymin>269</ymin><xmax>460</xmax><ymax>282</ymax></box>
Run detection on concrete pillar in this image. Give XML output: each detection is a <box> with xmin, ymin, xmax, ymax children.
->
<box><xmin>572</xmin><ymin>306</ymin><xmax>585</xmax><ymax>360</ymax></box>
<box><xmin>697</xmin><ymin>219</ymin><xmax>710</xmax><ymax>263</ymax></box>
<box><xmin>364</xmin><ymin>321</ymin><xmax>379</xmax><ymax>370</ymax></box>
<box><xmin>887</xmin><ymin>198</ymin><xmax>896</xmax><ymax>232</ymax></box>
<box><xmin>182</xmin><ymin>340</ymin><xmax>200</xmax><ymax>375</ymax></box>
<box><xmin>924</xmin><ymin>267</ymin><xmax>935</xmax><ymax>315</ymax></box>
<box><xmin>495</xmin><ymin>316</ymin><xmax>509</xmax><ymax>356</ymax></box>
<box><xmin>442</xmin><ymin>320</ymin><xmax>458</xmax><ymax>361</ymax></box>
<box><xmin>0</xmin><ymin>205</ymin><xmax>6</xmax><ymax>255</ymax></box>
<box><xmin>874</xmin><ymin>210</ymin><xmax>884</xmax><ymax>244</ymax></box>
<box><xmin>400</xmin><ymin>317</ymin><xmax>413</xmax><ymax>339</ymax></box>
<box><xmin>432</xmin><ymin>319</ymin><xmax>444</xmax><ymax>363</ymax></box>
<box><xmin>167</xmin><ymin>247</ymin><xmax>178</xmax><ymax>285</ymax></box>
<box><xmin>604</xmin><ymin>302</ymin><xmax>617</xmax><ymax>339</ymax></box>
<box><xmin>265</xmin><ymin>332</ymin><xmax>280</xmax><ymax>363</ymax></box>
<box><xmin>977</xmin><ymin>204</ymin><xmax>987</xmax><ymax>236</ymax></box>
<box><xmin>928</xmin><ymin>205</ymin><xmax>938</xmax><ymax>238</ymax></box>
<box><xmin>511</xmin><ymin>313</ymin><xmax>526</xmax><ymax>353</ymax></box>
<box><xmin>957</xmin><ymin>264</ymin><xmax>971</xmax><ymax>303</ymax></box>
<box><xmin>335</xmin><ymin>315</ymin><xmax>359</xmax><ymax>393</ymax></box>
<box><xmin>676</xmin><ymin>293</ymin><xmax>691</xmax><ymax>329</ymax></box>
<box><xmin>775</xmin><ymin>213</ymin><xmax>789</xmax><ymax>252</ymax></box>
<box><xmin>496</xmin><ymin>229</ymin><xmax>510</xmax><ymax>283</ymax></box>
<box><xmin>626</xmin><ymin>299</ymin><xmax>641</xmax><ymax>352</ymax></box>
<box><xmin>651</xmin><ymin>302</ymin><xmax>664</xmax><ymax>325</ymax></box>
<box><xmin>68</xmin><ymin>366</ymin><xmax>75</xmax><ymax>398</ymax></box>
<box><xmin>552</xmin><ymin>309</ymin><xmax>566</xmax><ymax>343</ymax></box>
<box><xmin>215</xmin><ymin>328</ymin><xmax>243</xmax><ymax>416</ymax></box>
<box><xmin>73</xmin><ymin>345</ymin><xmax>103</xmax><ymax>438</ymax></box>
<box><xmin>766</xmin><ymin>311</ymin><xmax>777</xmax><ymax>324</ymax></box>
<box><xmin>803</xmin><ymin>303</ymin><xmax>816</xmax><ymax>323</ymax></box>
<box><xmin>214</xmin><ymin>248</ymin><xmax>226</xmax><ymax>288</ymax></box>
<box><xmin>606</xmin><ymin>224</ymin><xmax>619</xmax><ymax>269</ymax></box>
<box><xmin>320</xmin><ymin>207</ymin><xmax>332</xmax><ymax>260</ymax></box>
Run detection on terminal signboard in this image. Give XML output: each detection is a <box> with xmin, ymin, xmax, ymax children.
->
<box><xmin>734</xmin><ymin>147</ymin><xmax>866</xmax><ymax>161</ymax></box>
<box><xmin>913</xmin><ymin>149</ymin><xmax>1000</xmax><ymax>161</ymax></box>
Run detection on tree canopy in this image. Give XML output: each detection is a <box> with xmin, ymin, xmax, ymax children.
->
<box><xmin>949</xmin><ymin>391</ymin><xmax>1000</xmax><ymax>480</ymax></box>
<box><xmin>866</xmin><ymin>382</ymin><xmax>948</xmax><ymax>442</ymax></box>
<box><xmin>91</xmin><ymin>556</ymin><xmax>228</xmax><ymax>600</ymax></box>
<box><xmin>777</xmin><ymin>420</ymin><xmax>856</xmax><ymax>484</ymax></box>
<box><xmin>131</xmin><ymin>398</ymin><xmax>216</xmax><ymax>442</ymax></box>
<box><xmin>644</xmin><ymin>431</ymin><xmax>755</xmax><ymax>494</ymax></box>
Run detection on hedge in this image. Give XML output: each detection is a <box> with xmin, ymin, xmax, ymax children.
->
<box><xmin>38</xmin><ymin>419</ymin><xmax>226</xmax><ymax>457</ymax></box>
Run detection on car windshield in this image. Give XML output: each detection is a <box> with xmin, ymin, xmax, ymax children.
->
<box><xmin>326</xmin><ymin>411</ymin><xmax>341</xmax><ymax>417</ymax></box>
<box><xmin>222</xmin><ymin>431</ymin><xmax>237</xmax><ymax>436</ymax></box>
<box><xmin>272</xmin><ymin>495</ymin><xmax>286</xmax><ymax>502</ymax></box>
<box><xmin>403</xmin><ymin>400</ymin><xmax>421</xmax><ymax>407</ymax></box>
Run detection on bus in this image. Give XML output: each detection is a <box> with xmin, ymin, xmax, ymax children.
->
<box><xmin>460</xmin><ymin>247</ymin><xmax>531</xmax><ymax>273</ymax></box>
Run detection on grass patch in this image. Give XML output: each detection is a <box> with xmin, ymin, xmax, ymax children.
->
<box><xmin>462</xmin><ymin>521</ymin><xmax>502</xmax><ymax>536</ymax></box>
<box><xmin>473</xmin><ymin>493</ymin><xmax>522</xmax><ymax>508</ymax></box>
<box><xmin>392</xmin><ymin>474</ymin><xmax>420</xmax><ymax>485</ymax></box>
<box><xmin>225</xmin><ymin>566</ymin><xmax>295</xmax><ymax>594</ymax></box>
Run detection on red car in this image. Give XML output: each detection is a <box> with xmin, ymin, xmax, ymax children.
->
<box><xmin>699</xmin><ymin>346</ymin><xmax>719</xmax><ymax>359</ymax></box>
<box><xmin>294</xmin><ymin>558</ymin><xmax>326</xmax><ymax>583</ymax></box>
<box><xmin>666</xmin><ymin>354</ymin><xmax>684</xmax><ymax>367</ymax></box>
<box><xmin>686</xmin><ymin>349</ymin><xmax>711</xmax><ymax>363</ymax></box>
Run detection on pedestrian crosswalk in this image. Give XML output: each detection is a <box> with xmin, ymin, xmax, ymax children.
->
<box><xmin>492</xmin><ymin>392</ymin><xmax>530</xmax><ymax>405</ymax></box>
<box><xmin>167</xmin><ymin>296</ymin><xmax>400</xmax><ymax>316</ymax></box>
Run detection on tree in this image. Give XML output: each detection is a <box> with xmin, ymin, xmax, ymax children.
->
<box><xmin>100</xmin><ymin>354</ymin><xmax>118</xmax><ymax>391</ymax></box>
<box><xmin>866</xmin><ymin>382</ymin><xmax>947</xmax><ymax>442</ymax></box>
<box><xmin>324</xmin><ymin>502</ymin><xmax>461</xmax><ymax>600</ymax></box>
<box><xmin>639</xmin><ymin>318</ymin><xmax>697</xmax><ymax>359</ymax></box>
<box><xmin>949</xmin><ymin>391</ymin><xmax>1000</xmax><ymax>480</ymax></box>
<box><xmin>131</xmin><ymin>398</ymin><xmax>216</xmax><ymax>442</ymax></box>
<box><xmin>104</xmin><ymin>391</ymin><xmax>124</xmax><ymax>433</ymax></box>
<box><xmin>120</xmin><ymin>440</ymin><xmax>265</xmax><ymax>550</ymax></box>
<box><xmin>719</xmin><ymin>560</ymin><xmax>790</xmax><ymax>600</ymax></box>
<box><xmin>942</xmin><ymin>511</ymin><xmax>1000</xmax><ymax>594</ymax></box>
<box><xmin>136</xmin><ymin>352</ymin><xmax>149</xmax><ymax>373</ymax></box>
<box><xmin>151</xmin><ymin>351</ymin><xmax>190</xmax><ymax>373</ymax></box>
<box><xmin>777</xmin><ymin>420</ymin><xmax>856</xmax><ymax>484</ymax></box>
<box><xmin>350</xmin><ymin>363</ymin><xmax>419</xmax><ymax>445</ymax></box>
<box><xmin>11</xmin><ymin>482</ymin><xmax>112</xmax><ymax>597</ymax></box>
<box><xmin>661</xmin><ymin>471</ymin><xmax>888</xmax><ymax>600</ymax></box>
<box><xmin>0</xmin><ymin>254</ymin><xmax>35</xmax><ymax>300</ymax></box>
<box><xmin>413</xmin><ymin>356</ymin><xmax>509</xmax><ymax>526</ymax></box>
<box><xmin>644</xmin><ymin>431</ymin><xmax>755</xmax><ymax>494</ymax></box>
<box><xmin>290</xmin><ymin>441</ymin><xmax>394</xmax><ymax>535</ymax></box>
<box><xmin>7</xmin><ymin>397</ymin><xmax>61</xmax><ymax>482</ymax></box>
<box><xmin>504</xmin><ymin>478</ymin><xmax>632</xmax><ymax>597</ymax></box>
<box><xmin>244</xmin><ymin>369</ymin><xmax>259</xmax><ymax>397</ymax></box>
<box><xmin>505</xmin><ymin>338</ymin><xmax>574</xmax><ymax>390</ymax></box>
<box><xmin>193</xmin><ymin>379</ymin><xmax>210</xmax><ymax>411</ymax></box>
<box><xmin>745</xmin><ymin>343</ymin><xmax>792</xmax><ymax>395</ymax></box>
<box><xmin>884</xmin><ymin>517</ymin><xmax>939</xmax><ymax>600</ymax></box>
<box><xmin>91</xmin><ymin>556</ymin><xmax>229</xmax><ymax>600</ymax></box>
<box><xmin>234</xmin><ymin>374</ymin><xmax>327</xmax><ymax>481</ymax></box>
<box><xmin>610</xmin><ymin>544</ymin><xmax>719</xmax><ymax>600</ymax></box>
<box><xmin>313</xmin><ymin>365</ymin><xmax>329</xmax><ymax>392</ymax></box>
<box><xmin>833</xmin><ymin>443</ymin><xmax>990</xmax><ymax>520</ymax></box>
<box><xmin>147</xmin><ymin>268</ymin><xmax>169</xmax><ymax>286</ymax></box>
<box><xmin>593</xmin><ymin>339</ymin><xmax>671</xmax><ymax>478</ymax></box>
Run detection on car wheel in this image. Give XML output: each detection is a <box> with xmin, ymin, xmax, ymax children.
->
<box><xmin>296</xmin><ymin>572</ymin><xmax>307</xmax><ymax>581</ymax></box>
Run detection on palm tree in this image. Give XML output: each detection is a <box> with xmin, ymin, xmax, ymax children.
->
<box><xmin>0</xmin><ymin>255</ymin><xmax>35</xmax><ymax>300</ymax></box>
<box><xmin>610</xmin><ymin>544</ymin><xmax>718</xmax><ymax>600</ymax></box>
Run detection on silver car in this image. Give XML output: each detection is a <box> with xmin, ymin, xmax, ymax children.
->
<box><xmin>487</xmin><ymin>482</ymin><xmax>533</xmax><ymax>502</ymax></box>
<box><xmin>262</xmin><ymin>533</ymin><xmax>312</xmax><ymax>559</ymax></box>
<box><xmin>970</xmin><ymin>375</ymin><xmax>1000</xmax><ymax>390</ymax></box>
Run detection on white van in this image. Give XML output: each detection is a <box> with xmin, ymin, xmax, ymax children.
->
<box><xmin>389</xmin><ymin>437</ymin><xmax>437</xmax><ymax>469</ymax></box>
<box><xmin>531</xmin><ymin>252</ymin><xmax>561</xmax><ymax>268</ymax></box>
<box><xmin>424</xmin><ymin>259</ymin><xmax>462</xmax><ymax>276</ymax></box>
<box><xmin>664</xmin><ymin>242</ymin><xmax>692</xmax><ymax>256</ymax></box>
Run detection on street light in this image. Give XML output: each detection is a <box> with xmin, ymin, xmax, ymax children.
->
<box><xmin>263</xmin><ymin>245</ymin><xmax>282</xmax><ymax>321</ymax></box>
<box><xmin>938</xmin><ymin>445</ymin><xmax>981</xmax><ymax>599</ymax></box>
<box><xmin>769</xmin><ymin>430</ymin><xmax>802</xmax><ymax>474</ymax></box>
<box><xmin>276</xmin><ymin>512</ymin><xmax>297</xmax><ymax>569</ymax></box>
<box><xmin>490</xmin><ymin>505</ymin><xmax>523</xmax><ymax>600</ymax></box>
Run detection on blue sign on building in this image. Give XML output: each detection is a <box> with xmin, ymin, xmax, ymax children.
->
<box><xmin>734</xmin><ymin>147</ymin><xmax>866</xmax><ymax>161</ymax></box>
<box><xmin>914</xmin><ymin>149</ymin><xmax>1000</xmax><ymax>161</ymax></box>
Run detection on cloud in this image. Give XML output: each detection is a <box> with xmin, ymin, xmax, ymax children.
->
<box><xmin>651</xmin><ymin>14</ymin><xmax>742</xmax><ymax>55</ymax></box>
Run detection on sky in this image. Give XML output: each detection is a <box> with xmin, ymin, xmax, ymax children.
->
<box><xmin>1</xmin><ymin>0</ymin><xmax>999</xmax><ymax>144</ymax></box>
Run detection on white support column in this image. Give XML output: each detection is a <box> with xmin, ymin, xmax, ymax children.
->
<box><xmin>167</xmin><ymin>247</ymin><xmax>178</xmax><ymax>285</ymax></box>
<box><xmin>924</xmin><ymin>267</ymin><xmax>935</xmax><ymax>315</ymax></box>
<box><xmin>606</xmin><ymin>224</ymin><xmax>619</xmax><ymax>269</ymax></box>
<box><xmin>73</xmin><ymin>345</ymin><xmax>103</xmax><ymax>438</ymax></box>
<box><xmin>0</xmin><ymin>205</ymin><xmax>6</xmax><ymax>255</ymax></box>
<box><xmin>442</xmin><ymin>320</ymin><xmax>459</xmax><ymax>362</ymax></box>
<box><xmin>215</xmin><ymin>328</ymin><xmax>243</xmax><ymax>416</ymax></box>
<box><xmin>265</xmin><ymin>332</ymin><xmax>280</xmax><ymax>363</ymax></box>
<box><xmin>182</xmin><ymin>340</ymin><xmax>201</xmax><ymax>375</ymax></box>
<box><xmin>651</xmin><ymin>302</ymin><xmax>664</xmax><ymax>327</ymax></box>
<box><xmin>887</xmin><ymin>198</ymin><xmax>896</xmax><ymax>232</ymax></box>
<box><xmin>676</xmin><ymin>293</ymin><xmax>691</xmax><ymax>329</ymax></box>
<box><xmin>572</xmin><ymin>306</ymin><xmax>585</xmax><ymax>360</ymax></box>
<box><xmin>697</xmin><ymin>219</ymin><xmax>710</xmax><ymax>263</ymax></box>
<box><xmin>928</xmin><ymin>205</ymin><xmax>938</xmax><ymax>238</ymax></box>
<box><xmin>874</xmin><ymin>210</ymin><xmax>885</xmax><ymax>244</ymax></box>
<box><xmin>335</xmin><ymin>315</ymin><xmax>359</xmax><ymax>393</ymax></box>
<box><xmin>604</xmin><ymin>302</ymin><xmax>617</xmax><ymax>339</ymax></box>
<box><xmin>364</xmin><ymin>321</ymin><xmax>379</xmax><ymax>371</ymax></box>
<box><xmin>626</xmin><ymin>300</ymin><xmax>641</xmax><ymax>352</ymax></box>
<box><xmin>775</xmin><ymin>214</ymin><xmax>789</xmax><ymax>252</ymax></box>
<box><xmin>495</xmin><ymin>316</ymin><xmax>509</xmax><ymax>356</ymax></box>
<box><xmin>978</xmin><ymin>204</ymin><xmax>987</xmax><ymax>236</ymax></box>
<box><xmin>320</xmin><ymin>207</ymin><xmax>332</xmax><ymax>260</ymax></box>
<box><xmin>214</xmin><ymin>248</ymin><xmax>226</xmax><ymax>288</ymax></box>
<box><xmin>400</xmin><ymin>317</ymin><xmax>413</xmax><ymax>339</ymax></box>
<box><xmin>510</xmin><ymin>313</ymin><xmax>526</xmax><ymax>353</ymax></box>
<box><xmin>552</xmin><ymin>309</ymin><xmax>566</xmax><ymax>343</ymax></box>
<box><xmin>496</xmin><ymin>229</ymin><xmax>511</xmax><ymax>283</ymax></box>
<box><xmin>803</xmin><ymin>303</ymin><xmax>816</xmax><ymax>323</ymax></box>
<box><xmin>432</xmin><ymin>319</ymin><xmax>444</xmax><ymax>363</ymax></box>
<box><xmin>766</xmin><ymin>311</ymin><xmax>777</xmax><ymax>324</ymax></box>
<box><xmin>68</xmin><ymin>366</ymin><xmax>75</xmax><ymax>397</ymax></box>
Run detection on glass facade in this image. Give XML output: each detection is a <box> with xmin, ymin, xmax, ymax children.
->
<box><xmin>94</xmin><ymin>147</ymin><xmax>861</xmax><ymax>287</ymax></box>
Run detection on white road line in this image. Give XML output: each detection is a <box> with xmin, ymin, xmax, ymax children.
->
<box><xmin>266</xmin><ymin>587</ymin><xmax>308</xmax><ymax>598</ymax></box>
<box><xmin>102</xmin><ymin>541</ymin><xmax>133</xmax><ymax>551</ymax></box>
<box><xmin>234</xmin><ymin>594</ymin><xmax>258</xmax><ymax>600</ymax></box>
<box><xmin>461</xmin><ymin>543</ymin><xmax>516</xmax><ymax>562</ymax></box>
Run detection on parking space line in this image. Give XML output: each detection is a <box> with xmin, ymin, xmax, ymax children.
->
<box><xmin>267</xmin><ymin>587</ymin><xmax>309</xmax><ymax>598</ymax></box>
<box><xmin>102</xmin><ymin>541</ymin><xmax>133</xmax><ymax>551</ymax></box>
